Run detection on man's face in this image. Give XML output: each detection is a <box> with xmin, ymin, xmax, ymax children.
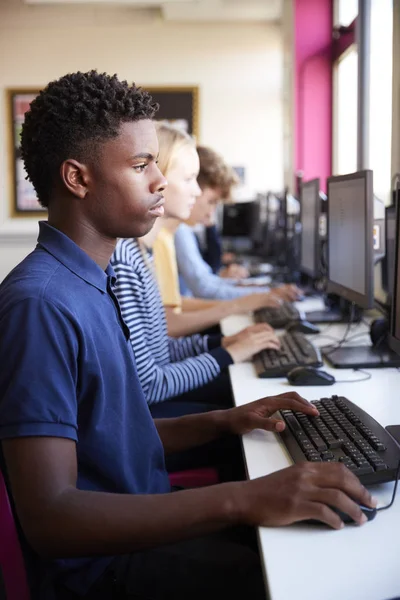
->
<box><xmin>85</xmin><ymin>119</ymin><xmax>167</xmax><ymax>239</ymax></box>
<box><xmin>190</xmin><ymin>186</ymin><xmax>221</xmax><ymax>226</ymax></box>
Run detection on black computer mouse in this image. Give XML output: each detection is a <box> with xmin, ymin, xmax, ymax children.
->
<box><xmin>334</xmin><ymin>505</ymin><xmax>377</xmax><ymax>523</ymax></box>
<box><xmin>286</xmin><ymin>320</ymin><xmax>320</xmax><ymax>335</ymax></box>
<box><xmin>287</xmin><ymin>366</ymin><xmax>335</xmax><ymax>386</ymax></box>
<box><xmin>305</xmin><ymin>504</ymin><xmax>377</xmax><ymax>526</ymax></box>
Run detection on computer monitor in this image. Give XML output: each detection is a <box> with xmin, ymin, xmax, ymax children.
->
<box><xmin>250</xmin><ymin>193</ymin><xmax>268</xmax><ymax>251</ymax></box>
<box><xmin>323</xmin><ymin>173</ymin><xmax>400</xmax><ymax>369</ymax></box>
<box><xmin>299</xmin><ymin>179</ymin><xmax>320</xmax><ymax>278</ymax></box>
<box><xmin>326</xmin><ymin>170</ymin><xmax>374</xmax><ymax>310</ymax></box>
<box><xmin>222</xmin><ymin>201</ymin><xmax>256</xmax><ymax>238</ymax></box>
<box><xmin>383</xmin><ymin>204</ymin><xmax>397</xmax><ymax>298</ymax></box>
<box><xmin>388</xmin><ymin>183</ymin><xmax>400</xmax><ymax>356</ymax></box>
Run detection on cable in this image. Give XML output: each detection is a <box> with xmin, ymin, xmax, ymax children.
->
<box><xmin>333</xmin><ymin>368</ymin><xmax>372</xmax><ymax>383</ymax></box>
<box><xmin>377</xmin><ymin>459</ymin><xmax>400</xmax><ymax>512</ymax></box>
<box><xmin>316</xmin><ymin>327</ymin><xmax>370</xmax><ymax>349</ymax></box>
<box><xmin>322</xmin><ymin>303</ymin><xmax>357</xmax><ymax>356</ymax></box>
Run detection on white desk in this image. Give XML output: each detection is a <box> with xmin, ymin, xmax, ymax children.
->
<box><xmin>221</xmin><ymin>298</ymin><xmax>400</xmax><ymax>600</ymax></box>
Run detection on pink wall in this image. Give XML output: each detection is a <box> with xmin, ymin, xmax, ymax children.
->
<box><xmin>294</xmin><ymin>0</ymin><xmax>333</xmax><ymax>191</ymax></box>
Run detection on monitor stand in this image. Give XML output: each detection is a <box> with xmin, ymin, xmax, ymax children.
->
<box><xmin>323</xmin><ymin>344</ymin><xmax>400</xmax><ymax>369</ymax></box>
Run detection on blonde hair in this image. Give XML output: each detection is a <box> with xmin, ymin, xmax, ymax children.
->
<box><xmin>155</xmin><ymin>121</ymin><xmax>196</xmax><ymax>177</ymax></box>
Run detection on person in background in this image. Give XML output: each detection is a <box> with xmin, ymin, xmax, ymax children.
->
<box><xmin>174</xmin><ymin>145</ymin><xmax>301</xmax><ymax>301</ymax></box>
<box><xmin>146</xmin><ymin>124</ymin><xmax>299</xmax><ymax>337</ymax></box>
<box><xmin>194</xmin><ymin>147</ymin><xmax>248</xmax><ymax>279</ymax></box>
<box><xmin>111</xmin><ymin>235</ymin><xmax>280</xmax><ymax>411</ymax></box>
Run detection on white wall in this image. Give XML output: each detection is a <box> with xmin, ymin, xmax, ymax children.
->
<box><xmin>0</xmin><ymin>2</ymin><xmax>283</xmax><ymax>280</ymax></box>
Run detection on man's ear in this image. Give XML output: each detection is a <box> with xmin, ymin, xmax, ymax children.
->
<box><xmin>60</xmin><ymin>160</ymin><xmax>90</xmax><ymax>199</ymax></box>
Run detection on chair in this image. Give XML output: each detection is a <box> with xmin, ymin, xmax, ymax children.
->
<box><xmin>0</xmin><ymin>465</ymin><xmax>217</xmax><ymax>600</ymax></box>
<box><xmin>169</xmin><ymin>467</ymin><xmax>219</xmax><ymax>488</ymax></box>
<box><xmin>0</xmin><ymin>469</ymin><xmax>31</xmax><ymax>600</ymax></box>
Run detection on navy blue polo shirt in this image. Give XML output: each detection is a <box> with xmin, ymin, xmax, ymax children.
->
<box><xmin>0</xmin><ymin>222</ymin><xmax>170</xmax><ymax>597</ymax></box>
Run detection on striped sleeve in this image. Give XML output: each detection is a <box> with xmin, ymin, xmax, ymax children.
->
<box><xmin>111</xmin><ymin>239</ymin><xmax>230</xmax><ymax>404</ymax></box>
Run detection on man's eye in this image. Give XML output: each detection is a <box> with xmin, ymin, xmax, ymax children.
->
<box><xmin>133</xmin><ymin>164</ymin><xmax>147</xmax><ymax>172</ymax></box>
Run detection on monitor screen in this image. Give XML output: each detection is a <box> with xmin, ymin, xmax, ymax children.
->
<box><xmin>327</xmin><ymin>170</ymin><xmax>374</xmax><ymax>309</ymax></box>
<box><xmin>222</xmin><ymin>201</ymin><xmax>256</xmax><ymax>238</ymax></box>
<box><xmin>388</xmin><ymin>183</ymin><xmax>400</xmax><ymax>355</ymax></box>
<box><xmin>383</xmin><ymin>205</ymin><xmax>396</xmax><ymax>296</ymax></box>
<box><xmin>300</xmin><ymin>179</ymin><xmax>320</xmax><ymax>277</ymax></box>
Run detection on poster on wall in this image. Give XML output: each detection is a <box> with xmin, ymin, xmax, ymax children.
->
<box><xmin>8</xmin><ymin>90</ymin><xmax>45</xmax><ymax>217</ymax></box>
<box><xmin>7</xmin><ymin>85</ymin><xmax>199</xmax><ymax>218</ymax></box>
<box><xmin>144</xmin><ymin>87</ymin><xmax>199</xmax><ymax>138</ymax></box>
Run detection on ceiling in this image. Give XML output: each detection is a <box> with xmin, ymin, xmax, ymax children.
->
<box><xmin>22</xmin><ymin>0</ymin><xmax>283</xmax><ymax>22</ymax></box>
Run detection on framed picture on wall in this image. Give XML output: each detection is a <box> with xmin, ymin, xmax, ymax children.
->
<box><xmin>7</xmin><ymin>89</ymin><xmax>45</xmax><ymax>217</ymax></box>
<box><xmin>144</xmin><ymin>86</ymin><xmax>199</xmax><ymax>138</ymax></box>
<box><xmin>6</xmin><ymin>85</ymin><xmax>199</xmax><ymax>218</ymax></box>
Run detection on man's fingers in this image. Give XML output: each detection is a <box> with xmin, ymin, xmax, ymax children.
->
<box><xmin>309</xmin><ymin>488</ymin><xmax>367</xmax><ymax>526</ymax></box>
<box><xmin>300</xmin><ymin>501</ymin><xmax>345</xmax><ymax>530</ymax></box>
<box><xmin>246</xmin><ymin>416</ymin><xmax>286</xmax><ymax>433</ymax></box>
<box><xmin>265</xmin><ymin>395</ymin><xmax>319</xmax><ymax>416</ymax></box>
<box><xmin>274</xmin><ymin>391</ymin><xmax>310</xmax><ymax>405</ymax></box>
<box><xmin>313</xmin><ymin>463</ymin><xmax>377</xmax><ymax>508</ymax></box>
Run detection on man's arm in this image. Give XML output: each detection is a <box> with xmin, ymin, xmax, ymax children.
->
<box><xmin>3</xmin><ymin>421</ymin><xmax>376</xmax><ymax>561</ymax></box>
<box><xmin>2</xmin><ymin>437</ymin><xmax>239</xmax><ymax>558</ymax></box>
<box><xmin>154</xmin><ymin>410</ymin><xmax>227</xmax><ymax>454</ymax></box>
<box><xmin>154</xmin><ymin>392</ymin><xmax>316</xmax><ymax>454</ymax></box>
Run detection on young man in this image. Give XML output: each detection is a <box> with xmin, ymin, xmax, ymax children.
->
<box><xmin>0</xmin><ymin>71</ymin><xmax>375</xmax><ymax>600</ymax></box>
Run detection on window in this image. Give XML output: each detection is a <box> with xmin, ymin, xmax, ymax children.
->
<box><xmin>335</xmin><ymin>0</ymin><xmax>358</xmax><ymax>27</ymax></box>
<box><xmin>369</xmin><ymin>0</ymin><xmax>393</xmax><ymax>204</ymax></box>
<box><xmin>332</xmin><ymin>0</ymin><xmax>393</xmax><ymax>204</ymax></box>
<box><xmin>333</xmin><ymin>47</ymin><xmax>358</xmax><ymax>175</ymax></box>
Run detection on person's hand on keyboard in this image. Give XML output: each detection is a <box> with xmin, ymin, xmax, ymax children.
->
<box><xmin>223</xmin><ymin>324</ymin><xmax>281</xmax><ymax>363</ymax></box>
<box><xmin>230</xmin><ymin>292</ymin><xmax>283</xmax><ymax>314</ymax></box>
<box><xmin>270</xmin><ymin>284</ymin><xmax>303</xmax><ymax>302</ymax></box>
<box><xmin>235</xmin><ymin>462</ymin><xmax>377</xmax><ymax>530</ymax></box>
<box><xmin>222</xmin><ymin>391</ymin><xmax>319</xmax><ymax>434</ymax></box>
<box><xmin>219</xmin><ymin>263</ymin><xmax>249</xmax><ymax>279</ymax></box>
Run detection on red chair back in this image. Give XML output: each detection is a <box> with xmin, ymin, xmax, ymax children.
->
<box><xmin>0</xmin><ymin>469</ymin><xmax>31</xmax><ymax>600</ymax></box>
<box><xmin>169</xmin><ymin>467</ymin><xmax>219</xmax><ymax>488</ymax></box>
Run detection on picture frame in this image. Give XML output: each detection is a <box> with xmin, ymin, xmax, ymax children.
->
<box><xmin>6</xmin><ymin>85</ymin><xmax>199</xmax><ymax>218</ymax></box>
<box><xmin>144</xmin><ymin>86</ymin><xmax>199</xmax><ymax>138</ymax></box>
<box><xmin>7</xmin><ymin>88</ymin><xmax>45</xmax><ymax>217</ymax></box>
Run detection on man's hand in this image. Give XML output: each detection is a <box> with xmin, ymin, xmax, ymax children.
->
<box><xmin>220</xmin><ymin>392</ymin><xmax>319</xmax><ymax>435</ymax></box>
<box><xmin>223</xmin><ymin>324</ymin><xmax>281</xmax><ymax>363</ymax></box>
<box><xmin>235</xmin><ymin>462</ymin><xmax>377</xmax><ymax>530</ymax></box>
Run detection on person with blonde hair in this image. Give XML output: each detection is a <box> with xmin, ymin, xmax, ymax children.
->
<box><xmin>145</xmin><ymin>123</ymin><xmax>299</xmax><ymax>338</ymax></box>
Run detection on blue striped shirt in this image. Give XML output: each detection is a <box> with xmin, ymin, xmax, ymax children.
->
<box><xmin>111</xmin><ymin>238</ymin><xmax>232</xmax><ymax>404</ymax></box>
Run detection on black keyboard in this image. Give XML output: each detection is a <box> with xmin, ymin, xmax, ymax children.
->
<box><xmin>279</xmin><ymin>395</ymin><xmax>400</xmax><ymax>485</ymax></box>
<box><xmin>254</xmin><ymin>302</ymin><xmax>301</xmax><ymax>328</ymax></box>
<box><xmin>253</xmin><ymin>332</ymin><xmax>322</xmax><ymax>378</ymax></box>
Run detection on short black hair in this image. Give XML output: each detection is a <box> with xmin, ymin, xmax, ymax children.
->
<box><xmin>20</xmin><ymin>70</ymin><xmax>158</xmax><ymax>207</ymax></box>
